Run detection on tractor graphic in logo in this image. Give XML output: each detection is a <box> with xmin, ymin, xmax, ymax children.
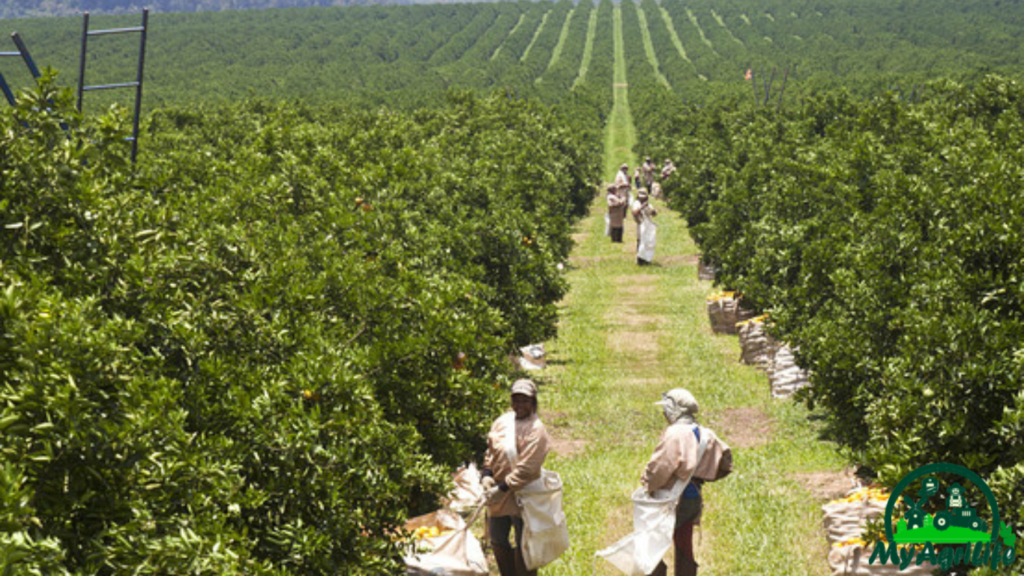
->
<box><xmin>934</xmin><ymin>482</ymin><xmax>987</xmax><ymax>533</ymax></box>
<box><xmin>893</xmin><ymin>474</ymin><xmax>994</xmax><ymax>544</ymax></box>
<box><xmin>902</xmin><ymin>476</ymin><xmax>938</xmax><ymax>530</ymax></box>
<box><xmin>872</xmin><ymin>463</ymin><xmax>1018</xmax><ymax>571</ymax></box>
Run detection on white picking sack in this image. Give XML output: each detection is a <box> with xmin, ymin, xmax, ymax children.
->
<box><xmin>405</xmin><ymin>505</ymin><xmax>489</xmax><ymax>576</ymax></box>
<box><xmin>596</xmin><ymin>480</ymin><xmax>686</xmax><ymax>576</ymax></box>
<box><xmin>501</xmin><ymin>413</ymin><xmax>570</xmax><ymax>570</ymax></box>
<box><xmin>445</xmin><ymin>463</ymin><xmax>484</xmax><ymax>515</ymax></box>
<box><xmin>519</xmin><ymin>470</ymin><xmax>571</xmax><ymax>570</ymax></box>
<box><xmin>596</xmin><ymin>429</ymin><xmax>707</xmax><ymax>575</ymax></box>
<box><xmin>638</xmin><ymin>220</ymin><xmax>657</xmax><ymax>262</ymax></box>
<box><xmin>518</xmin><ymin>344</ymin><xmax>547</xmax><ymax>371</ymax></box>
<box><xmin>605</xmin><ymin>213</ymin><xmax>612</xmax><ymax>236</ymax></box>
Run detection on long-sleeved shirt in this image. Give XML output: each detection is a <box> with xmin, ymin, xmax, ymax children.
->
<box><xmin>642</xmin><ymin>422</ymin><xmax>732</xmax><ymax>494</ymax></box>
<box><xmin>483</xmin><ymin>411</ymin><xmax>550</xmax><ymax>517</ymax></box>
<box><xmin>608</xmin><ymin>192</ymin><xmax>626</xmax><ymax>227</ymax></box>
<box><xmin>614</xmin><ymin>170</ymin><xmax>631</xmax><ymax>187</ymax></box>
<box><xmin>631</xmin><ymin>200</ymin><xmax>657</xmax><ymax>224</ymax></box>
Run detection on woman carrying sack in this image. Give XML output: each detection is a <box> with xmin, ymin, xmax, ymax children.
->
<box><xmin>481</xmin><ymin>380</ymin><xmax>551</xmax><ymax>576</ymax></box>
<box><xmin>631</xmin><ymin>190</ymin><xmax>657</xmax><ymax>266</ymax></box>
<box><xmin>642</xmin><ymin>389</ymin><xmax>732</xmax><ymax>576</ymax></box>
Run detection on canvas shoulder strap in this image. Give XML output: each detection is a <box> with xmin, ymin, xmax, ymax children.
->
<box><xmin>501</xmin><ymin>412</ymin><xmax>519</xmax><ymax>467</ymax></box>
<box><xmin>681</xmin><ymin>425</ymin><xmax>709</xmax><ymax>488</ymax></box>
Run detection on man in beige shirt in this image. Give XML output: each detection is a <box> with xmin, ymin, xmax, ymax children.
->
<box><xmin>608</xmin><ymin>184</ymin><xmax>627</xmax><ymax>243</ymax></box>
<box><xmin>642</xmin><ymin>389</ymin><xmax>732</xmax><ymax>576</ymax></box>
<box><xmin>631</xmin><ymin>190</ymin><xmax>657</xmax><ymax>265</ymax></box>
<box><xmin>615</xmin><ymin>163</ymin><xmax>631</xmax><ymax>188</ymax></box>
<box><xmin>481</xmin><ymin>379</ymin><xmax>551</xmax><ymax>576</ymax></box>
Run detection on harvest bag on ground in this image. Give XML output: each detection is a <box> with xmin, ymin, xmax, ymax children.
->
<box><xmin>405</xmin><ymin>504</ymin><xmax>489</xmax><ymax>576</ymax></box>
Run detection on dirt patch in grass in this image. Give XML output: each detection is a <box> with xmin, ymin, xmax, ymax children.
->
<box><xmin>568</xmin><ymin>255</ymin><xmax>617</xmax><ymax>268</ymax></box>
<box><xmin>707</xmin><ymin>406</ymin><xmax>773</xmax><ymax>449</ymax></box>
<box><xmin>614</xmin><ymin>274</ymin><xmax>659</xmax><ymax>284</ymax></box>
<box><xmin>792</xmin><ymin>469</ymin><xmax>859</xmax><ymax>502</ymax></box>
<box><xmin>606</xmin><ymin>330</ymin><xmax>663</xmax><ymax>356</ymax></box>
<box><xmin>549</xmin><ymin>437</ymin><xmax>589</xmax><ymax>458</ymax></box>
<box><xmin>571</xmin><ymin>232</ymin><xmax>590</xmax><ymax>246</ymax></box>
<box><xmin>541</xmin><ymin>410</ymin><xmax>570</xmax><ymax>427</ymax></box>
<box><xmin>659</xmin><ymin>254</ymin><xmax>699</xmax><ymax>267</ymax></box>
<box><xmin>613</xmin><ymin>312</ymin><xmax>667</xmax><ymax>328</ymax></box>
<box><xmin>621</xmin><ymin>376</ymin><xmax>667</xmax><ymax>388</ymax></box>
<box><xmin>616</xmin><ymin>287</ymin><xmax>659</xmax><ymax>302</ymax></box>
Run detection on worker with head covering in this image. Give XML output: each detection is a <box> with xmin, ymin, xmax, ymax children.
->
<box><xmin>660</xmin><ymin>159</ymin><xmax>676</xmax><ymax>180</ymax></box>
<box><xmin>481</xmin><ymin>379</ymin><xmax>551</xmax><ymax>576</ymax></box>
<box><xmin>607</xmin><ymin>183</ymin><xmax>627</xmax><ymax>243</ymax></box>
<box><xmin>615</xmin><ymin>163</ymin><xmax>631</xmax><ymax>188</ymax></box>
<box><xmin>642</xmin><ymin>389</ymin><xmax>732</xmax><ymax>576</ymax></box>
<box><xmin>631</xmin><ymin>189</ymin><xmax>657</xmax><ymax>265</ymax></box>
<box><xmin>642</xmin><ymin>157</ymin><xmax>656</xmax><ymax>190</ymax></box>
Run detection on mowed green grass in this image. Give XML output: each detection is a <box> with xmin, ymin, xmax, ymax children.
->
<box><xmin>536</xmin><ymin>195</ymin><xmax>848</xmax><ymax>576</ymax></box>
<box><xmin>530</xmin><ymin>7</ymin><xmax>849</xmax><ymax>574</ymax></box>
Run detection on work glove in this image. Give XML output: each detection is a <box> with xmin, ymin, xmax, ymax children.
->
<box><xmin>481</xmin><ymin>476</ymin><xmax>496</xmax><ymax>491</ymax></box>
<box><xmin>485</xmin><ymin>485</ymin><xmax>505</xmax><ymax>506</ymax></box>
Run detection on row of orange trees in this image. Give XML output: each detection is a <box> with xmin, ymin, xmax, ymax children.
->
<box><xmin>643</xmin><ymin>76</ymin><xmax>1024</xmax><ymax>542</ymax></box>
<box><xmin>0</xmin><ymin>78</ymin><xmax>598</xmax><ymax>574</ymax></box>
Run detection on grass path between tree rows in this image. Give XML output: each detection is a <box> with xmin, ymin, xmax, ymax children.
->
<box><xmin>530</xmin><ymin>6</ymin><xmax>850</xmax><ymax>574</ymax></box>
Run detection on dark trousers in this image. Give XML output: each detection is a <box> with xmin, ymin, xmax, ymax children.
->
<box><xmin>611</xmin><ymin>227</ymin><xmax>623</xmax><ymax>243</ymax></box>
<box><xmin>489</xmin><ymin>515</ymin><xmax>524</xmax><ymax>551</ymax></box>
<box><xmin>649</xmin><ymin>497</ymin><xmax>701</xmax><ymax>576</ymax></box>
<box><xmin>674</xmin><ymin>497</ymin><xmax>701</xmax><ymax>561</ymax></box>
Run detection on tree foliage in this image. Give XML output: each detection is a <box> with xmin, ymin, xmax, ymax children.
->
<box><xmin>0</xmin><ymin>76</ymin><xmax>598</xmax><ymax>574</ymax></box>
<box><xmin>646</xmin><ymin>76</ymin><xmax>1024</xmax><ymax>541</ymax></box>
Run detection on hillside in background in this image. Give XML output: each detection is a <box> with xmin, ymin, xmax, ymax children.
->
<box><xmin>0</xmin><ymin>0</ymin><xmax>1021</xmax><ymax>111</ymax></box>
<box><xmin>0</xmin><ymin>0</ymin><xmax>478</xmax><ymax>19</ymax></box>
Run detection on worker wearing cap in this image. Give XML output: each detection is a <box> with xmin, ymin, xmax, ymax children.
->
<box><xmin>614</xmin><ymin>163</ymin><xmax>631</xmax><ymax>188</ymax></box>
<box><xmin>660</xmin><ymin>159</ymin><xmax>676</xmax><ymax>180</ymax></box>
<box><xmin>642</xmin><ymin>157</ymin><xmax>657</xmax><ymax>190</ymax></box>
<box><xmin>481</xmin><ymin>379</ymin><xmax>550</xmax><ymax>576</ymax></box>
<box><xmin>642</xmin><ymin>389</ymin><xmax>732</xmax><ymax>576</ymax></box>
<box><xmin>607</xmin><ymin>183</ymin><xmax>626</xmax><ymax>243</ymax></box>
<box><xmin>631</xmin><ymin>189</ymin><xmax>657</xmax><ymax>265</ymax></box>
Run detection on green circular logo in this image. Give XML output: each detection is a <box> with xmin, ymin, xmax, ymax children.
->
<box><xmin>883</xmin><ymin>463</ymin><xmax>1000</xmax><ymax>545</ymax></box>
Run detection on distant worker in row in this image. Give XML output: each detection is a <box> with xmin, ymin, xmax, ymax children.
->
<box><xmin>642</xmin><ymin>157</ymin><xmax>657</xmax><ymax>190</ymax></box>
<box><xmin>605</xmin><ymin>159</ymin><xmax>674</xmax><ymax>264</ymax></box>
<box><xmin>661</xmin><ymin>159</ymin><xmax>676</xmax><ymax>181</ymax></box>
<box><xmin>607</xmin><ymin>183</ymin><xmax>627</xmax><ymax>243</ymax></box>
<box><xmin>615</xmin><ymin>163</ymin><xmax>632</xmax><ymax>188</ymax></box>
<box><xmin>632</xmin><ymin>189</ymin><xmax>657</xmax><ymax>265</ymax></box>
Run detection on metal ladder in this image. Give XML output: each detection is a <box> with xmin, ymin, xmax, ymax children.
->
<box><xmin>0</xmin><ymin>32</ymin><xmax>42</xmax><ymax>106</ymax></box>
<box><xmin>77</xmin><ymin>9</ymin><xmax>149</xmax><ymax>164</ymax></box>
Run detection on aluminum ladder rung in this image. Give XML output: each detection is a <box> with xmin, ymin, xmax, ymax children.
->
<box><xmin>77</xmin><ymin>9</ymin><xmax>148</xmax><ymax>165</ymax></box>
<box><xmin>84</xmin><ymin>81</ymin><xmax>140</xmax><ymax>91</ymax></box>
<box><xmin>88</xmin><ymin>26</ymin><xmax>145</xmax><ymax>36</ymax></box>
